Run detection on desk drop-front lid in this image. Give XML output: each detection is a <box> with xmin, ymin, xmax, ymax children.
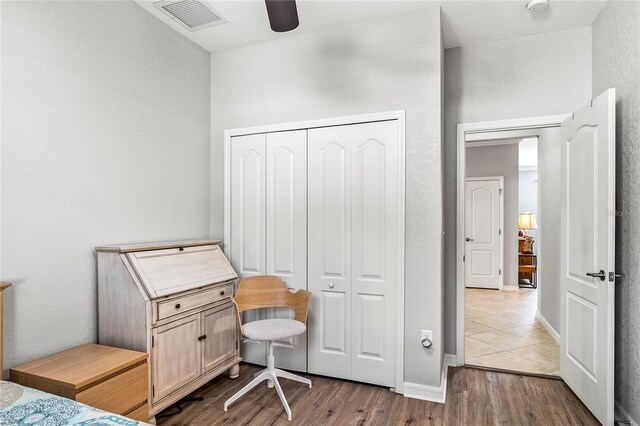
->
<box><xmin>96</xmin><ymin>240</ymin><xmax>238</xmax><ymax>298</ymax></box>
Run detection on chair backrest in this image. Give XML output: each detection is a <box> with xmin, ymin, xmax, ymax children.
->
<box><xmin>230</xmin><ymin>276</ymin><xmax>311</xmax><ymax>329</ymax></box>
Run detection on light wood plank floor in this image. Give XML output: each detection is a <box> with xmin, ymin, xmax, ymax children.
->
<box><xmin>157</xmin><ymin>363</ymin><xmax>597</xmax><ymax>425</ymax></box>
<box><xmin>465</xmin><ymin>287</ymin><xmax>560</xmax><ymax>375</ymax></box>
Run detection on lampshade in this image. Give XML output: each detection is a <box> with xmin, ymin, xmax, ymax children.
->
<box><xmin>518</xmin><ymin>213</ymin><xmax>538</xmax><ymax>230</ymax></box>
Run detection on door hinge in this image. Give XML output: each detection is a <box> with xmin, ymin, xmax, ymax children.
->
<box><xmin>499</xmin><ymin>188</ymin><xmax>503</xmax><ymax>195</ymax></box>
<box><xmin>151</xmin><ymin>336</ymin><xmax>154</xmax><ymax>348</ymax></box>
<box><xmin>499</xmin><ymin>229</ymin><xmax>502</xmax><ymax>235</ymax></box>
<box><xmin>499</xmin><ymin>269</ymin><xmax>502</xmax><ymax>275</ymax></box>
<box><xmin>463</xmin><ymin>255</ymin><xmax>465</xmax><ymax>263</ymax></box>
<box><xmin>152</xmin><ymin>386</ymin><xmax>155</xmax><ymax>398</ymax></box>
<box><xmin>236</xmin><ymin>340</ymin><xmax>239</xmax><ymax>350</ymax></box>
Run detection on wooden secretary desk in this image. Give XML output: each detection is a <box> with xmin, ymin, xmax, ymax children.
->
<box><xmin>95</xmin><ymin>240</ymin><xmax>241</xmax><ymax>420</ymax></box>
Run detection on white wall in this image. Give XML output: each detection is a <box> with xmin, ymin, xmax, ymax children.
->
<box><xmin>0</xmin><ymin>1</ymin><xmax>211</xmax><ymax>370</ymax></box>
<box><xmin>210</xmin><ymin>8</ymin><xmax>445</xmax><ymax>387</ymax></box>
<box><xmin>466</xmin><ymin>144</ymin><xmax>519</xmax><ymax>286</ymax></box>
<box><xmin>518</xmin><ymin>170</ymin><xmax>538</xmax><ymax>243</ymax></box>
<box><xmin>592</xmin><ymin>0</ymin><xmax>640</xmax><ymax>422</ymax></box>
<box><xmin>537</xmin><ymin>127</ymin><xmax>562</xmax><ymax>333</ymax></box>
<box><xmin>443</xmin><ymin>27</ymin><xmax>592</xmax><ymax>353</ymax></box>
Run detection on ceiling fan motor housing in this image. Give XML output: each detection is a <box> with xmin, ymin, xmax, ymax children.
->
<box><xmin>265</xmin><ymin>0</ymin><xmax>299</xmax><ymax>32</ymax></box>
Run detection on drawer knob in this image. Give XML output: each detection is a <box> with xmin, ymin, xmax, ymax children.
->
<box><xmin>198</xmin><ymin>335</ymin><xmax>207</xmax><ymax>341</ymax></box>
<box><xmin>220</xmin><ymin>290</ymin><xmax>225</xmax><ymax>296</ymax></box>
<box><xmin>175</xmin><ymin>303</ymin><xmax>181</xmax><ymax>309</ymax></box>
<box><xmin>179</xmin><ymin>247</ymin><xmax>184</xmax><ymax>251</ymax></box>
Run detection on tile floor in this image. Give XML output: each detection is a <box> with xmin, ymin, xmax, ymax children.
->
<box><xmin>465</xmin><ymin>287</ymin><xmax>560</xmax><ymax>376</ymax></box>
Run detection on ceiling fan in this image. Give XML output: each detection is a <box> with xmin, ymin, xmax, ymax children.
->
<box><xmin>265</xmin><ymin>0</ymin><xmax>299</xmax><ymax>32</ymax></box>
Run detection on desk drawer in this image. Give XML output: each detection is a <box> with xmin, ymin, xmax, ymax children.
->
<box><xmin>157</xmin><ymin>284</ymin><xmax>233</xmax><ymax>321</ymax></box>
<box><xmin>76</xmin><ymin>362</ymin><xmax>147</xmax><ymax>415</ymax></box>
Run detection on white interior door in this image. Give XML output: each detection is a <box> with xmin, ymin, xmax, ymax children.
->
<box><xmin>560</xmin><ymin>89</ymin><xmax>616</xmax><ymax>426</ymax></box>
<box><xmin>464</xmin><ymin>178</ymin><xmax>503</xmax><ymax>289</ymax></box>
<box><xmin>307</xmin><ymin>125</ymin><xmax>352</xmax><ymax>380</ymax></box>
<box><xmin>266</xmin><ymin>130</ymin><xmax>308</xmax><ymax>372</ymax></box>
<box><xmin>308</xmin><ymin>121</ymin><xmax>399</xmax><ymax>387</ymax></box>
<box><xmin>230</xmin><ymin>133</ymin><xmax>267</xmax><ymax>365</ymax></box>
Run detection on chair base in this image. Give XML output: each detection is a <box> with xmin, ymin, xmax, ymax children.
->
<box><xmin>224</xmin><ymin>366</ymin><xmax>311</xmax><ymax>421</ymax></box>
<box><xmin>224</xmin><ymin>341</ymin><xmax>311</xmax><ymax>421</ymax></box>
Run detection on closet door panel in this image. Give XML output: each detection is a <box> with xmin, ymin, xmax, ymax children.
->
<box><xmin>230</xmin><ymin>133</ymin><xmax>266</xmax><ymax>277</ymax></box>
<box><xmin>351</xmin><ymin>121</ymin><xmax>398</xmax><ymax>387</ymax></box>
<box><xmin>307</xmin><ymin>125</ymin><xmax>352</xmax><ymax>379</ymax></box>
<box><xmin>230</xmin><ymin>133</ymin><xmax>267</xmax><ymax>365</ymax></box>
<box><xmin>266</xmin><ymin>130</ymin><xmax>308</xmax><ymax>372</ymax></box>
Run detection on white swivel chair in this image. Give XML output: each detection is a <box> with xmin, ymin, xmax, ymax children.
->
<box><xmin>224</xmin><ymin>276</ymin><xmax>312</xmax><ymax>421</ymax></box>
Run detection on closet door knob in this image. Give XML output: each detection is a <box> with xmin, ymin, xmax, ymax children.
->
<box><xmin>328</xmin><ymin>282</ymin><xmax>335</xmax><ymax>289</ymax></box>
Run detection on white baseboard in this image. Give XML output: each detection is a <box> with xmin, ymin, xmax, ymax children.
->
<box><xmin>616</xmin><ymin>400</ymin><xmax>639</xmax><ymax>426</ymax></box>
<box><xmin>404</xmin><ymin>354</ymin><xmax>456</xmax><ymax>404</ymax></box>
<box><xmin>536</xmin><ymin>311</ymin><xmax>560</xmax><ymax>343</ymax></box>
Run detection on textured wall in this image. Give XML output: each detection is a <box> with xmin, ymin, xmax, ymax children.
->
<box><xmin>466</xmin><ymin>144</ymin><xmax>520</xmax><ymax>287</ymax></box>
<box><xmin>592</xmin><ymin>0</ymin><xmax>640</xmax><ymax>421</ymax></box>
<box><xmin>210</xmin><ymin>8</ymin><xmax>445</xmax><ymax>386</ymax></box>
<box><xmin>0</xmin><ymin>1</ymin><xmax>211</xmax><ymax>370</ymax></box>
<box><xmin>443</xmin><ymin>27</ymin><xmax>592</xmax><ymax>354</ymax></box>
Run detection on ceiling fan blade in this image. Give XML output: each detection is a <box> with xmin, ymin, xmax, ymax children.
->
<box><xmin>265</xmin><ymin>0</ymin><xmax>299</xmax><ymax>32</ymax></box>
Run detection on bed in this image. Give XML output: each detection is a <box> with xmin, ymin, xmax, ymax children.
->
<box><xmin>0</xmin><ymin>283</ymin><xmax>150</xmax><ymax>426</ymax></box>
<box><xmin>0</xmin><ymin>381</ymin><xmax>149</xmax><ymax>425</ymax></box>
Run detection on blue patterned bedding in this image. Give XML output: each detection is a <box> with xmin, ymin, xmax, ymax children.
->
<box><xmin>0</xmin><ymin>381</ymin><xmax>151</xmax><ymax>426</ymax></box>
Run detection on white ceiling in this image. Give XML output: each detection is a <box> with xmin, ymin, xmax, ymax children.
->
<box><xmin>136</xmin><ymin>1</ymin><xmax>431</xmax><ymax>52</ymax></box>
<box><xmin>440</xmin><ymin>0</ymin><xmax>606</xmax><ymax>48</ymax></box>
<box><xmin>135</xmin><ymin>0</ymin><xmax>607</xmax><ymax>52</ymax></box>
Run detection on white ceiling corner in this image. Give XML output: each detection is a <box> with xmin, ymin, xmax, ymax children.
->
<box><xmin>440</xmin><ymin>0</ymin><xmax>607</xmax><ymax>49</ymax></box>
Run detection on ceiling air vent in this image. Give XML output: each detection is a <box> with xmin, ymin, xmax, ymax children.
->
<box><xmin>154</xmin><ymin>0</ymin><xmax>227</xmax><ymax>32</ymax></box>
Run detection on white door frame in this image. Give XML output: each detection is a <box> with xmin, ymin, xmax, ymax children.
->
<box><xmin>464</xmin><ymin>176</ymin><xmax>504</xmax><ymax>291</ymax></box>
<box><xmin>223</xmin><ymin>110</ymin><xmax>406</xmax><ymax>393</ymax></box>
<box><xmin>456</xmin><ymin>114</ymin><xmax>570</xmax><ymax>365</ymax></box>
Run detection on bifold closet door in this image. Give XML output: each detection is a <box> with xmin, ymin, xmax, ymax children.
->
<box><xmin>229</xmin><ymin>130</ymin><xmax>307</xmax><ymax>371</ymax></box>
<box><xmin>350</xmin><ymin>121</ymin><xmax>398</xmax><ymax>386</ymax></box>
<box><xmin>230</xmin><ymin>133</ymin><xmax>267</xmax><ymax>365</ymax></box>
<box><xmin>308</xmin><ymin>120</ymin><xmax>399</xmax><ymax>387</ymax></box>
<box><xmin>307</xmin><ymin>125</ymin><xmax>353</xmax><ymax>380</ymax></box>
<box><xmin>266</xmin><ymin>130</ymin><xmax>308</xmax><ymax>372</ymax></box>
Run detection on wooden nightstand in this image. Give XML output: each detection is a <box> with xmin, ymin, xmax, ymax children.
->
<box><xmin>10</xmin><ymin>344</ymin><xmax>151</xmax><ymax>423</ymax></box>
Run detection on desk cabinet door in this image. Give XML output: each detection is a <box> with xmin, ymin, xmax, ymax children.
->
<box><xmin>152</xmin><ymin>314</ymin><xmax>200</xmax><ymax>402</ymax></box>
<box><xmin>201</xmin><ymin>304</ymin><xmax>237</xmax><ymax>373</ymax></box>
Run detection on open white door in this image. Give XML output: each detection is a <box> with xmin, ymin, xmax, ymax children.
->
<box><xmin>464</xmin><ymin>178</ymin><xmax>503</xmax><ymax>289</ymax></box>
<box><xmin>560</xmin><ymin>89</ymin><xmax>616</xmax><ymax>425</ymax></box>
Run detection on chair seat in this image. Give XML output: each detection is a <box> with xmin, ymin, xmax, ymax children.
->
<box><xmin>243</xmin><ymin>319</ymin><xmax>306</xmax><ymax>341</ymax></box>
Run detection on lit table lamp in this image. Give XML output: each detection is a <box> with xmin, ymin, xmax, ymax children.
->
<box><xmin>518</xmin><ymin>212</ymin><xmax>538</xmax><ymax>253</ymax></box>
